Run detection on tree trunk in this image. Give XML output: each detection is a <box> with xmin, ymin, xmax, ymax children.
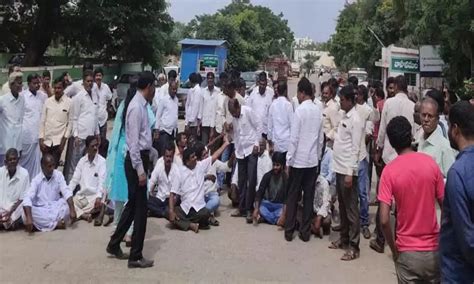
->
<box><xmin>22</xmin><ymin>0</ymin><xmax>61</xmax><ymax>66</ymax></box>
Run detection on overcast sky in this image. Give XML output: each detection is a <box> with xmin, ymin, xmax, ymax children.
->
<box><xmin>167</xmin><ymin>0</ymin><xmax>346</xmax><ymax>43</ymax></box>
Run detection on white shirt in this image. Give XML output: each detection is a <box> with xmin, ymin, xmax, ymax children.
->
<box><xmin>204</xmin><ymin>160</ymin><xmax>232</xmax><ymax>194</ymax></box>
<box><xmin>39</xmin><ymin>95</ymin><xmax>72</xmax><ymax>147</ymax></box>
<box><xmin>332</xmin><ymin>107</ymin><xmax>364</xmax><ymax>176</ymax></box>
<box><xmin>376</xmin><ymin>92</ymin><xmax>415</xmax><ymax>164</ymax></box>
<box><xmin>93</xmin><ymin>83</ymin><xmax>112</xmax><ymax>127</ymax></box>
<box><xmin>287</xmin><ymin>100</ymin><xmax>324</xmax><ymax>168</ymax></box>
<box><xmin>246</xmin><ymin>87</ymin><xmax>273</xmax><ymax>135</ymax></box>
<box><xmin>21</xmin><ymin>89</ymin><xmax>48</xmax><ymax>145</ymax></box>
<box><xmin>185</xmin><ymin>84</ymin><xmax>202</xmax><ymax>126</ymax></box>
<box><xmin>268</xmin><ymin>96</ymin><xmax>293</xmax><ymax>152</ymax></box>
<box><xmin>0</xmin><ymin>166</ymin><xmax>29</xmax><ymax>210</ymax></box>
<box><xmin>68</xmin><ymin>154</ymin><xmax>106</xmax><ymax>199</ymax></box>
<box><xmin>0</xmin><ymin>92</ymin><xmax>25</xmax><ymax>154</ymax></box>
<box><xmin>232</xmin><ymin>105</ymin><xmax>262</xmax><ymax>159</ymax></box>
<box><xmin>257</xmin><ymin>150</ymin><xmax>272</xmax><ymax>190</ymax></box>
<box><xmin>223</xmin><ymin>92</ymin><xmax>245</xmax><ymax>141</ymax></box>
<box><xmin>22</xmin><ymin>170</ymin><xmax>73</xmax><ymax>208</ymax></box>
<box><xmin>64</xmin><ymin>80</ymin><xmax>85</xmax><ymax>98</ymax></box>
<box><xmin>1</xmin><ymin>82</ymin><xmax>10</xmax><ymax>96</ymax></box>
<box><xmin>322</xmin><ymin>99</ymin><xmax>341</xmax><ymax>144</ymax></box>
<box><xmin>173</xmin><ymin>157</ymin><xmax>212</xmax><ymax>214</ymax></box>
<box><xmin>71</xmin><ymin>90</ymin><xmax>100</xmax><ymax>139</ymax></box>
<box><xmin>355</xmin><ymin>103</ymin><xmax>377</xmax><ymax>161</ymax></box>
<box><xmin>149</xmin><ymin>157</ymin><xmax>180</xmax><ymax>202</ymax></box>
<box><xmin>154</xmin><ymin>94</ymin><xmax>178</xmax><ymax>135</ymax></box>
<box><xmin>200</xmin><ymin>86</ymin><xmax>221</xmax><ymax>127</ymax></box>
<box><xmin>215</xmin><ymin>91</ymin><xmax>227</xmax><ymax>134</ymax></box>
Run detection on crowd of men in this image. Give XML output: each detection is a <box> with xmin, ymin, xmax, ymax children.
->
<box><xmin>0</xmin><ymin>63</ymin><xmax>473</xmax><ymax>282</ymax></box>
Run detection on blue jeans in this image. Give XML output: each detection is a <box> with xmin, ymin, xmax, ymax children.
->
<box><xmin>205</xmin><ymin>191</ymin><xmax>220</xmax><ymax>213</ymax></box>
<box><xmin>358</xmin><ymin>159</ymin><xmax>369</xmax><ymax>227</ymax></box>
<box><xmin>259</xmin><ymin>200</ymin><xmax>284</xmax><ymax>225</ymax></box>
<box><xmin>217</xmin><ymin>144</ymin><xmax>233</xmax><ymax>189</ymax></box>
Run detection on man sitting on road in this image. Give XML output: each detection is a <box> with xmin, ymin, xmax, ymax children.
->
<box><xmin>69</xmin><ymin>136</ymin><xmax>106</xmax><ymax>222</ymax></box>
<box><xmin>0</xmin><ymin>148</ymin><xmax>29</xmax><ymax>230</ymax></box>
<box><xmin>22</xmin><ymin>154</ymin><xmax>77</xmax><ymax>232</ymax></box>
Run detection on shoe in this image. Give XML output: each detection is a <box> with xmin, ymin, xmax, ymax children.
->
<box><xmin>209</xmin><ymin>216</ymin><xmax>220</xmax><ymax>226</ymax></box>
<box><xmin>298</xmin><ymin>233</ymin><xmax>310</xmax><ymax>242</ymax></box>
<box><xmin>128</xmin><ymin>258</ymin><xmax>154</xmax><ymax>268</ymax></box>
<box><xmin>332</xmin><ymin>224</ymin><xmax>342</xmax><ymax>232</ymax></box>
<box><xmin>245</xmin><ymin>212</ymin><xmax>253</xmax><ymax>224</ymax></box>
<box><xmin>106</xmin><ymin>246</ymin><xmax>129</xmax><ymax>260</ymax></box>
<box><xmin>362</xmin><ymin>227</ymin><xmax>371</xmax><ymax>239</ymax></box>
<box><xmin>284</xmin><ymin>232</ymin><xmax>294</xmax><ymax>242</ymax></box>
<box><xmin>369</xmin><ymin>239</ymin><xmax>385</xmax><ymax>253</ymax></box>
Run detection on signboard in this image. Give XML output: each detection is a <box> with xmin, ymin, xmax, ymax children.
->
<box><xmin>391</xmin><ymin>57</ymin><xmax>419</xmax><ymax>73</ymax></box>
<box><xmin>201</xmin><ymin>54</ymin><xmax>219</xmax><ymax>67</ymax></box>
<box><xmin>419</xmin><ymin>45</ymin><xmax>445</xmax><ymax>72</ymax></box>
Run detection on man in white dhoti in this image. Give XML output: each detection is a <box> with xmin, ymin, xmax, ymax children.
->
<box><xmin>69</xmin><ymin>136</ymin><xmax>106</xmax><ymax>222</ymax></box>
<box><xmin>0</xmin><ymin>149</ymin><xmax>29</xmax><ymax>230</ymax></box>
<box><xmin>22</xmin><ymin>154</ymin><xmax>77</xmax><ymax>232</ymax></box>
<box><xmin>20</xmin><ymin>73</ymin><xmax>48</xmax><ymax>180</ymax></box>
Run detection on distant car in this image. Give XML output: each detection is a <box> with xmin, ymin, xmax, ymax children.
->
<box><xmin>241</xmin><ymin>71</ymin><xmax>256</xmax><ymax>92</ymax></box>
<box><xmin>115</xmin><ymin>73</ymin><xmax>139</xmax><ymax>107</ymax></box>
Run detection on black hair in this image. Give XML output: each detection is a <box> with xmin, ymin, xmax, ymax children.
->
<box><xmin>206</xmin><ymin>72</ymin><xmax>215</xmax><ymax>79</ymax></box>
<box><xmin>425</xmin><ymin>89</ymin><xmax>445</xmax><ymax>115</ymax></box>
<box><xmin>85</xmin><ymin>135</ymin><xmax>98</xmax><ymax>148</ymax></box>
<box><xmin>83</xmin><ymin>62</ymin><xmax>94</xmax><ymax>72</ymax></box>
<box><xmin>449</xmin><ymin>101</ymin><xmax>474</xmax><ymax>138</ymax></box>
<box><xmin>27</xmin><ymin>73</ymin><xmax>40</xmax><ymax>83</ymax></box>
<box><xmin>83</xmin><ymin>70</ymin><xmax>94</xmax><ymax>80</ymax></box>
<box><xmin>374</xmin><ymin>86</ymin><xmax>385</xmax><ymax>100</ymax></box>
<box><xmin>277</xmin><ymin>80</ymin><xmax>288</xmax><ymax>97</ymax></box>
<box><xmin>94</xmin><ymin>67</ymin><xmax>104</xmax><ymax>77</ymax></box>
<box><xmin>164</xmin><ymin>141</ymin><xmax>176</xmax><ymax>153</ymax></box>
<box><xmin>386</xmin><ymin>76</ymin><xmax>395</xmax><ymax>87</ymax></box>
<box><xmin>219</xmin><ymin>72</ymin><xmax>228</xmax><ymax>81</ymax></box>
<box><xmin>272</xmin><ymin>152</ymin><xmax>286</xmax><ymax>165</ymax></box>
<box><xmin>137</xmin><ymin>71</ymin><xmax>155</xmax><ymax>89</ymax></box>
<box><xmin>328</xmin><ymin>77</ymin><xmax>339</xmax><ymax>92</ymax></box>
<box><xmin>297</xmin><ymin>77</ymin><xmax>313</xmax><ymax>97</ymax></box>
<box><xmin>321</xmin><ymin>81</ymin><xmax>329</xmax><ymax>90</ymax></box>
<box><xmin>387</xmin><ymin>116</ymin><xmax>412</xmax><ymax>152</ymax></box>
<box><xmin>41</xmin><ymin>153</ymin><xmax>56</xmax><ymax>166</ymax></box>
<box><xmin>357</xmin><ymin>85</ymin><xmax>368</xmax><ymax>102</ymax></box>
<box><xmin>61</xmin><ymin>71</ymin><xmax>69</xmax><ymax>79</ymax></box>
<box><xmin>168</xmin><ymin>70</ymin><xmax>177</xmax><ymax>80</ymax></box>
<box><xmin>183</xmin><ymin>147</ymin><xmax>195</xmax><ymax>164</ymax></box>
<box><xmin>230</xmin><ymin>70</ymin><xmax>241</xmax><ymax>80</ymax></box>
<box><xmin>42</xmin><ymin>70</ymin><xmax>51</xmax><ymax>78</ymax></box>
<box><xmin>122</xmin><ymin>75</ymin><xmax>139</xmax><ymax>128</ymax></box>
<box><xmin>348</xmin><ymin>76</ymin><xmax>358</xmax><ymax>87</ymax></box>
<box><xmin>394</xmin><ymin>75</ymin><xmax>408</xmax><ymax>92</ymax></box>
<box><xmin>176</xmin><ymin>132</ymin><xmax>186</xmax><ymax>146</ymax></box>
<box><xmin>193</xmin><ymin>142</ymin><xmax>206</xmax><ymax>160</ymax></box>
<box><xmin>238</xmin><ymin>78</ymin><xmax>246</xmax><ymax>89</ymax></box>
<box><xmin>258</xmin><ymin>72</ymin><xmax>267</xmax><ymax>82</ymax></box>
<box><xmin>53</xmin><ymin>76</ymin><xmax>66</xmax><ymax>88</ymax></box>
<box><xmin>340</xmin><ymin>85</ymin><xmax>356</xmax><ymax>104</ymax></box>
<box><xmin>5</xmin><ymin>148</ymin><xmax>19</xmax><ymax>159</ymax></box>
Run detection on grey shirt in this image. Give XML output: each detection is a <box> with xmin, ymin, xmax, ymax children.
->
<box><xmin>126</xmin><ymin>91</ymin><xmax>152</xmax><ymax>176</ymax></box>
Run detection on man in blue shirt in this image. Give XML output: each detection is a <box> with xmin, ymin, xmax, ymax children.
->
<box><xmin>440</xmin><ymin>101</ymin><xmax>474</xmax><ymax>283</ymax></box>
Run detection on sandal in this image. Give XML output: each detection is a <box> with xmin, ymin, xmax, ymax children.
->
<box><xmin>328</xmin><ymin>240</ymin><xmax>346</xmax><ymax>250</ymax></box>
<box><xmin>340</xmin><ymin>250</ymin><xmax>360</xmax><ymax>261</ymax></box>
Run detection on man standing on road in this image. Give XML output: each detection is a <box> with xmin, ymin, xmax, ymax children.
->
<box><xmin>246</xmin><ymin>72</ymin><xmax>274</xmax><ymax>139</ymax></box>
<box><xmin>199</xmin><ymin>72</ymin><xmax>220</xmax><ymax>145</ymax></box>
<box><xmin>379</xmin><ymin>116</ymin><xmax>444</xmax><ymax>283</ymax></box>
<box><xmin>185</xmin><ymin>73</ymin><xmax>202</xmax><ymax>140</ymax></box>
<box><xmin>40</xmin><ymin>70</ymin><xmax>53</xmax><ymax>97</ymax></box>
<box><xmin>93</xmin><ymin>68</ymin><xmax>112</xmax><ymax>142</ymax></box>
<box><xmin>284</xmin><ymin>77</ymin><xmax>324</xmax><ymax>242</ymax></box>
<box><xmin>20</xmin><ymin>73</ymin><xmax>48</xmax><ymax>180</ymax></box>
<box><xmin>107</xmin><ymin>71</ymin><xmax>156</xmax><ymax>268</ymax></box>
<box><xmin>153</xmin><ymin>81</ymin><xmax>178</xmax><ymax>157</ymax></box>
<box><xmin>321</xmin><ymin>83</ymin><xmax>341</xmax><ymax>149</ymax></box>
<box><xmin>328</xmin><ymin>85</ymin><xmax>364</xmax><ymax>260</ymax></box>
<box><xmin>440</xmin><ymin>101</ymin><xmax>474</xmax><ymax>283</ymax></box>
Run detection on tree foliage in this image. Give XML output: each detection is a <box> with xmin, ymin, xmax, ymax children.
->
<box><xmin>0</xmin><ymin>0</ymin><xmax>173</xmax><ymax>67</ymax></box>
<box><xmin>186</xmin><ymin>0</ymin><xmax>294</xmax><ymax>71</ymax></box>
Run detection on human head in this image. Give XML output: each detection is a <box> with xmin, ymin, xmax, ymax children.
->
<box><xmin>53</xmin><ymin>76</ymin><xmax>66</xmax><ymax>100</ymax></box>
<box><xmin>271</xmin><ymin>152</ymin><xmax>286</xmax><ymax>175</ymax></box>
<box><xmin>168</xmin><ymin>80</ymin><xmax>178</xmax><ymax>98</ymax></box>
<box><xmin>328</xmin><ymin>78</ymin><xmax>339</xmax><ymax>94</ymax></box>
<box><xmin>82</xmin><ymin>70</ymin><xmax>94</xmax><ymax>93</ymax></box>
<box><xmin>386</xmin><ymin>77</ymin><xmax>396</xmax><ymax>98</ymax></box>
<box><xmin>189</xmin><ymin>72</ymin><xmax>200</xmax><ymax>86</ymax></box>
<box><xmin>394</xmin><ymin>75</ymin><xmax>407</xmax><ymax>94</ymax></box>
<box><xmin>163</xmin><ymin>142</ymin><xmax>175</xmax><ymax>169</ymax></box>
<box><xmin>413</xmin><ymin>101</ymin><xmax>421</xmax><ymax>125</ymax></box>
<box><xmin>41</xmin><ymin>154</ymin><xmax>56</xmax><ymax>179</ymax></box>
<box><xmin>272</xmin><ymin>80</ymin><xmax>279</xmax><ymax>96</ymax></box>
<box><xmin>348</xmin><ymin>76</ymin><xmax>358</xmax><ymax>88</ymax></box>
<box><xmin>194</xmin><ymin>142</ymin><xmax>208</xmax><ymax>161</ymax></box>
<box><xmin>8</xmin><ymin>64</ymin><xmax>21</xmax><ymax>75</ymax></box>
<box><xmin>339</xmin><ymin>85</ymin><xmax>356</xmax><ymax>113</ymax></box>
<box><xmin>258</xmin><ymin>72</ymin><xmax>267</xmax><ymax>94</ymax></box>
<box><xmin>42</xmin><ymin>70</ymin><xmax>51</xmax><ymax>86</ymax></box>
<box><xmin>356</xmin><ymin>84</ymin><xmax>368</xmax><ymax>104</ymax></box>
<box><xmin>321</xmin><ymin>83</ymin><xmax>335</xmax><ymax>103</ymax></box>
<box><xmin>85</xmin><ymin>135</ymin><xmax>99</xmax><ymax>159</ymax></box>
<box><xmin>387</xmin><ymin>116</ymin><xmax>413</xmax><ymax>154</ymax></box>
<box><xmin>168</xmin><ymin>70</ymin><xmax>177</xmax><ymax>83</ymax></box>
<box><xmin>137</xmin><ymin>71</ymin><xmax>156</xmax><ymax>102</ymax></box>
<box><xmin>448</xmin><ymin>101</ymin><xmax>474</xmax><ymax>151</ymax></box>
<box><xmin>4</xmin><ymin>148</ymin><xmax>19</xmax><ymax>174</ymax></box>
<box><xmin>94</xmin><ymin>68</ymin><xmax>104</xmax><ymax>85</ymax></box>
<box><xmin>228</xmin><ymin>97</ymin><xmax>241</xmax><ymax>118</ymax></box>
<box><xmin>425</xmin><ymin>89</ymin><xmax>445</xmax><ymax>115</ymax></box>
<box><xmin>218</xmin><ymin>72</ymin><xmax>228</xmax><ymax>88</ymax></box>
<box><xmin>420</xmin><ymin>98</ymin><xmax>439</xmax><ymax>137</ymax></box>
<box><xmin>223</xmin><ymin>79</ymin><xmax>237</xmax><ymax>98</ymax></box>
<box><xmin>61</xmin><ymin>71</ymin><xmax>72</xmax><ymax>86</ymax></box>
<box><xmin>157</xmin><ymin>73</ymin><xmax>167</xmax><ymax>87</ymax></box>
<box><xmin>27</xmin><ymin>73</ymin><xmax>41</xmax><ymax>93</ymax></box>
<box><xmin>297</xmin><ymin>77</ymin><xmax>313</xmax><ymax>104</ymax></box>
<box><xmin>8</xmin><ymin>72</ymin><xmax>23</xmax><ymax>95</ymax></box>
<box><xmin>176</xmin><ymin>132</ymin><xmax>187</xmax><ymax>149</ymax></box>
<box><xmin>207</xmin><ymin>72</ymin><xmax>215</xmax><ymax>90</ymax></box>
<box><xmin>277</xmin><ymin>80</ymin><xmax>288</xmax><ymax>98</ymax></box>
<box><xmin>238</xmin><ymin>78</ymin><xmax>246</xmax><ymax>97</ymax></box>
<box><xmin>183</xmin><ymin>147</ymin><xmax>197</xmax><ymax>170</ymax></box>
<box><xmin>374</xmin><ymin>86</ymin><xmax>385</xmax><ymax>103</ymax></box>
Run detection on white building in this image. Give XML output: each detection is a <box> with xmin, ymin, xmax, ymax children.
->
<box><xmin>294</xmin><ymin>37</ymin><xmax>314</xmax><ymax>48</ymax></box>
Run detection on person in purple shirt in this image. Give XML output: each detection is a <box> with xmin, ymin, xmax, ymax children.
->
<box><xmin>440</xmin><ymin>101</ymin><xmax>474</xmax><ymax>283</ymax></box>
<box><xmin>106</xmin><ymin>71</ymin><xmax>156</xmax><ymax>269</ymax></box>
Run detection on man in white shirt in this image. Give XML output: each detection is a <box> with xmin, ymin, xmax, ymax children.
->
<box><xmin>228</xmin><ymin>97</ymin><xmax>262</xmax><ymax>223</ymax></box>
<box><xmin>69</xmin><ymin>136</ymin><xmax>106</xmax><ymax>222</ymax></box>
<box><xmin>0</xmin><ymin>72</ymin><xmax>25</xmax><ymax>167</ymax></box>
<box><xmin>148</xmin><ymin>142</ymin><xmax>180</xmax><ymax>219</ymax></box>
<box><xmin>152</xmin><ymin>70</ymin><xmax>176</xmax><ymax>112</ymax></box>
<box><xmin>268</xmin><ymin>80</ymin><xmax>293</xmax><ymax>160</ymax></box>
<box><xmin>214</xmin><ymin>72</ymin><xmax>229</xmax><ymax>137</ymax></box>
<box><xmin>329</xmin><ymin>85</ymin><xmax>364</xmax><ymax>261</ymax></box>
<box><xmin>64</xmin><ymin>62</ymin><xmax>94</xmax><ymax>98</ymax></box>
<box><xmin>321</xmin><ymin>82</ymin><xmax>342</xmax><ymax>149</ymax></box>
<box><xmin>1</xmin><ymin>65</ymin><xmax>21</xmax><ymax>96</ymax></box>
<box><xmin>246</xmin><ymin>72</ymin><xmax>274</xmax><ymax>139</ymax></box>
<box><xmin>0</xmin><ymin>149</ymin><xmax>29</xmax><ymax>230</ymax></box>
<box><xmin>63</xmin><ymin>70</ymin><xmax>99</xmax><ymax>183</ymax></box>
<box><xmin>199</xmin><ymin>72</ymin><xmax>221</xmax><ymax>145</ymax></box>
<box><xmin>40</xmin><ymin>70</ymin><xmax>53</xmax><ymax>98</ymax></box>
<box><xmin>284</xmin><ymin>77</ymin><xmax>324</xmax><ymax>242</ymax></box>
<box><xmin>168</xmin><ymin>137</ymin><xmax>230</xmax><ymax>233</ymax></box>
<box><xmin>185</xmin><ymin>72</ymin><xmax>202</xmax><ymax>139</ymax></box>
<box><xmin>20</xmin><ymin>73</ymin><xmax>48</xmax><ymax>180</ymax></box>
<box><xmin>93</xmin><ymin>68</ymin><xmax>112</xmax><ymax>141</ymax></box>
<box><xmin>257</xmin><ymin>139</ymin><xmax>273</xmax><ymax>190</ymax></box>
<box><xmin>39</xmin><ymin>77</ymin><xmax>72</xmax><ymax>167</ymax></box>
<box><xmin>23</xmin><ymin>154</ymin><xmax>77</xmax><ymax>232</ymax></box>
<box><xmin>153</xmin><ymin>81</ymin><xmax>178</xmax><ymax>157</ymax></box>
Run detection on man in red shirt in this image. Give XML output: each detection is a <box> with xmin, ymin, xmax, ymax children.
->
<box><xmin>378</xmin><ymin>116</ymin><xmax>444</xmax><ymax>283</ymax></box>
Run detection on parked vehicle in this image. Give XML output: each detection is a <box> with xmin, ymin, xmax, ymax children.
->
<box><xmin>115</xmin><ymin>72</ymin><xmax>139</xmax><ymax>107</ymax></box>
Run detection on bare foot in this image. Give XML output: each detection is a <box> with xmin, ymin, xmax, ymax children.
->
<box><xmin>189</xmin><ymin>223</ymin><xmax>199</xmax><ymax>233</ymax></box>
<box><xmin>56</xmin><ymin>219</ymin><xmax>66</xmax><ymax>230</ymax></box>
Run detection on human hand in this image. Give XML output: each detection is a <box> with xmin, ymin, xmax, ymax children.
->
<box><xmin>70</xmin><ymin>210</ymin><xmax>77</xmax><ymax>224</ymax></box>
<box><xmin>24</xmin><ymin>218</ymin><xmax>34</xmax><ymax>233</ymax></box>
<box><xmin>153</xmin><ymin>130</ymin><xmax>160</xmax><ymax>141</ymax></box>
<box><xmin>94</xmin><ymin>198</ymin><xmax>102</xmax><ymax>209</ymax></box>
<box><xmin>344</xmin><ymin>175</ymin><xmax>353</xmax><ymax>189</ymax></box>
<box><xmin>252</xmin><ymin>208</ymin><xmax>259</xmax><ymax>221</ymax></box>
<box><xmin>252</xmin><ymin>145</ymin><xmax>259</xmax><ymax>155</ymax></box>
<box><xmin>138</xmin><ymin>174</ymin><xmax>147</xmax><ymax>187</ymax></box>
<box><xmin>169</xmin><ymin>210</ymin><xmax>177</xmax><ymax>223</ymax></box>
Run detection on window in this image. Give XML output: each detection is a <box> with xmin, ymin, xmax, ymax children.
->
<box><xmin>404</xmin><ymin>73</ymin><xmax>417</xmax><ymax>86</ymax></box>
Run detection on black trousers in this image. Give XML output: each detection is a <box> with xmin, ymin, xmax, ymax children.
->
<box><xmin>153</xmin><ymin>130</ymin><xmax>174</xmax><ymax>158</ymax></box>
<box><xmin>148</xmin><ymin>196</ymin><xmax>169</xmax><ymax>219</ymax></box>
<box><xmin>336</xmin><ymin>173</ymin><xmax>360</xmax><ymax>251</ymax></box>
<box><xmin>43</xmin><ymin>145</ymin><xmax>62</xmax><ymax>168</ymax></box>
<box><xmin>284</xmin><ymin>166</ymin><xmax>318</xmax><ymax>239</ymax></box>
<box><xmin>108</xmin><ymin>151</ymin><xmax>150</xmax><ymax>261</ymax></box>
<box><xmin>237</xmin><ymin>154</ymin><xmax>258</xmax><ymax>213</ymax></box>
<box><xmin>200</xmin><ymin>126</ymin><xmax>212</xmax><ymax>145</ymax></box>
<box><xmin>174</xmin><ymin>206</ymin><xmax>210</xmax><ymax>231</ymax></box>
